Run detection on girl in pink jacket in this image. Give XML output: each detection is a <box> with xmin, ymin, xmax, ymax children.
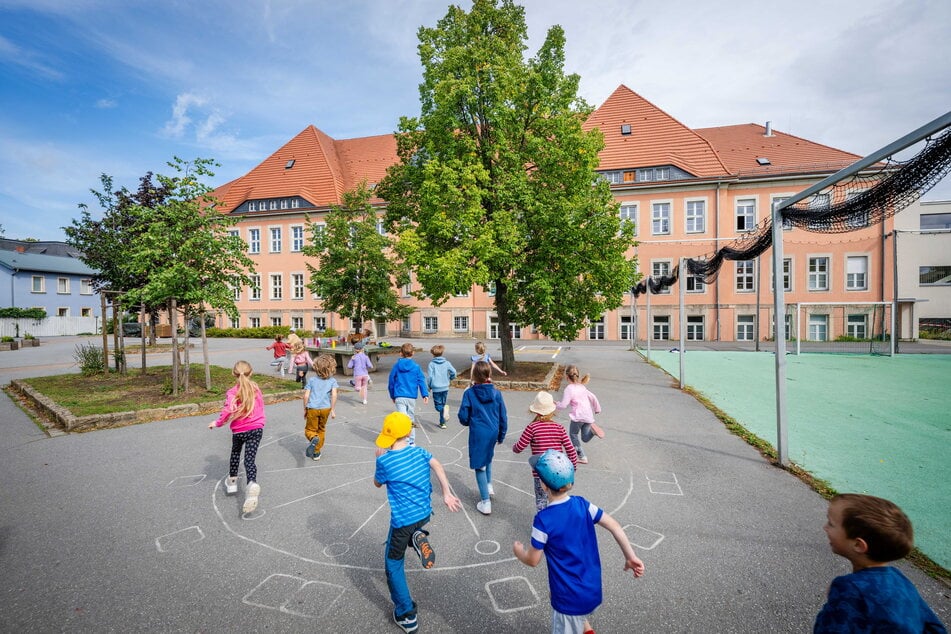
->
<box><xmin>209</xmin><ymin>360</ymin><xmax>267</xmax><ymax>513</ymax></box>
<box><xmin>555</xmin><ymin>365</ymin><xmax>605</xmax><ymax>465</ymax></box>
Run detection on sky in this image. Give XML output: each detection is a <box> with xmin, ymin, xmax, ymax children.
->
<box><xmin>1</xmin><ymin>0</ymin><xmax>949</xmax><ymax>242</ymax></box>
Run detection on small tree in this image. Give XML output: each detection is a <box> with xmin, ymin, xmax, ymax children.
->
<box><xmin>303</xmin><ymin>182</ymin><xmax>412</xmax><ymax>335</ymax></box>
<box><xmin>378</xmin><ymin>0</ymin><xmax>637</xmax><ymax>370</ymax></box>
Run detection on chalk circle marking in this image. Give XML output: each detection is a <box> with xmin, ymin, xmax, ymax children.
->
<box><xmin>475</xmin><ymin>540</ymin><xmax>501</xmax><ymax>556</ymax></box>
<box><xmin>324</xmin><ymin>542</ymin><xmax>351</xmax><ymax>557</ymax></box>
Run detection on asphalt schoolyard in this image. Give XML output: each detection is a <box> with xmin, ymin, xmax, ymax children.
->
<box><xmin>1</xmin><ymin>337</ymin><xmax>948</xmax><ymax>633</ymax></box>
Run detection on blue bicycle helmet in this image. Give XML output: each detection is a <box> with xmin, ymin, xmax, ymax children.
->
<box><xmin>530</xmin><ymin>449</ymin><xmax>575</xmax><ymax>491</ymax></box>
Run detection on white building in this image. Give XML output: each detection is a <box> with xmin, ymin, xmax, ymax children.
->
<box><xmin>893</xmin><ymin>199</ymin><xmax>951</xmax><ymax>339</ymax></box>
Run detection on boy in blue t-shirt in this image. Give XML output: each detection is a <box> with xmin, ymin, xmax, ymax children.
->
<box><xmin>374</xmin><ymin>412</ymin><xmax>461</xmax><ymax>633</ymax></box>
<box><xmin>513</xmin><ymin>449</ymin><xmax>645</xmax><ymax>634</ymax></box>
<box><xmin>814</xmin><ymin>493</ymin><xmax>946</xmax><ymax>633</ymax></box>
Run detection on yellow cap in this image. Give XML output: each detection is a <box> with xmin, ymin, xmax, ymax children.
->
<box><xmin>376</xmin><ymin>412</ymin><xmax>413</xmax><ymax>448</ymax></box>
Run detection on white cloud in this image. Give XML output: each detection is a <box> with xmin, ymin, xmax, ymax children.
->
<box><xmin>161</xmin><ymin>93</ymin><xmax>207</xmax><ymax>139</ymax></box>
<box><xmin>95</xmin><ymin>98</ymin><xmax>117</xmax><ymax>109</ymax></box>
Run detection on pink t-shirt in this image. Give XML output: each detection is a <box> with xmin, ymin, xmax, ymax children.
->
<box><xmin>555</xmin><ymin>383</ymin><xmax>601</xmax><ymax>423</ymax></box>
<box><xmin>213</xmin><ymin>385</ymin><xmax>266</xmax><ymax>433</ymax></box>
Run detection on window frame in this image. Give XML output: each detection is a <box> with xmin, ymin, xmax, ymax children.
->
<box><xmin>269</xmin><ymin>273</ymin><xmax>283</xmax><ymax>300</ymax></box>
<box><xmin>808</xmin><ymin>256</ymin><xmax>830</xmax><ymax>291</ymax></box>
<box><xmin>291</xmin><ymin>225</ymin><xmax>305</xmax><ymax>252</ymax></box>
<box><xmin>735</xmin><ymin>260</ymin><xmax>755</xmax><ymax>293</ymax></box>
<box><xmin>57</xmin><ymin>277</ymin><xmax>70</xmax><ymax>294</ymax></box>
<box><xmin>31</xmin><ymin>276</ymin><xmax>45</xmax><ymax>293</ymax></box>
<box><xmin>736</xmin><ymin>198</ymin><xmax>756</xmax><ymax>233</ymax></box>
<box><xmin>651</xmin><ymin>260</ymin><xmax>672</xmax><ymax>294</ymax></box>
<box><xmin>269</xmin><ymin>226</ymin><xmax>282</xmax><ymax>253</ymax></box>
<box><xmin>248</xmin><ymin>227</ymin><xmax>261</xmax><ymax>254</ymax></box>
<box><xmin>291</xmin><ymin>272</ymin><xmax>305</xmax><ymax>300</ymax></box>
<box><xmin>453</xmin><ymin>315</ymin><xmax>469</xmax><ymax>332</ymax></box>
<box><xmin>619</xmin><ymin>203</ymin><xmax>637</xmax><ymax>236</ymax></box>
<box><xmin>845</xmin><ymin>255</ymin><xmax>868</xmax><ymax>291</ymax></box>
<box><xmin>736</xmin><ymin>314</ymin><xmax>755</xmax><ymax>341</ymax></box>
<box><xmin>651</xmin><ymin>201</ymin><xmax>671</xmax><ymax>235</ymax></box>
<box><xmin>685</xmin><ymin>199</ymin><xmax>706</xmax><ymax>233</ymax></box>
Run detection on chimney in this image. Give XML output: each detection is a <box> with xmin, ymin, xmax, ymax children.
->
<box><xmin>15</xmin><ymin>246</ymin><xmax>25</xmax><ymax>253</ymax></box>
<box><xmin>764</xmin><ymin>121</ymin><xmax>773</xmax><ymax>137</ymax></box>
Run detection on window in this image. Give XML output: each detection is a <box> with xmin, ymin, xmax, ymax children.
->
<box><xmin>280</xmin><ymin>199</ymin><xmax>288</xmax><ymax>210</ymax></box>
<box><xmin>269</xmin><ymin>227</ymin><xmax>282</xmax><ymax>253</ymax></box>
<box><xmin>248</xmin><ymin>228</ymin><xmax>261</xmax><ymax>254</ymax></box>
<box><xmin>454</xmin><ymin>291</ymin><xmax>470</xmax><ymax>298</ymax></box>
<box><xmin>808</xmin><ymin>193</ymin><xmax>831</xmax><ymax>230</ymax></box>
<box><xmin>291</xmin><ymin>226</ymin><xmax>305</xmax><ymax>252</ymax></box>
<box><xmin>401</xmin><ymin>316</ymin><xmax>412</xmax><ymax>332</ymax></box>
<box><xmin>31</xmin><ymin>276</ymin><xmax>45</xmax><ymax>293</ymax></box>
<box><xmin>314</xmin><ymin>316</ymin><xmax>327</xmax><ymax>331</ymax></box>
<box><xmin>772</xmin><ymin>196</ymin><xmax>792</xmax><ymax>230</ymax></box>
<box><xmin>651</xmin><ymin>203</ymin><xmax>670</xmax><ymax>235</ymax></box>
<box><xmin>250</xmin><ymin>317</ymin><xmax>261</xmax><ymax>328</ymax></box>
<box><xmin>79</xmin><ymin>307</ymin><xmax>91</xmax><ymax>317</ymax></box>
<box><xmin>291</xmin><ymin>199</ymin><xmax>300</xmax><ymax>209</ymax></box>
<box><xmin>57</xmin><ymin>277</ymin><xmax>69</xmax><ymax>294</ymax></box>
<box><xmin>652</xmin><ymin>260</ymin><xmax>671</xmax><ymax>294</ymax></box>
<box><xmin>269</xmin><ymin>200</ymin><xmax>278</xmax><ymax>210</ymax></box>
<box><xmin>619</xmin><ymin>204</ymin><xmax>637</xmax><ymax>235</ymax></box>
<box><xmin>270</xmin><ymin>274</ymin><xmax>283</xmax><ymax>300</ymax></box>
<box><xmin>655</xmin><ymin>167</ymin><xmax>670</xmax><ymax>181</ymax></box>
<box><xmin>783</xmin><ymin>258</ymin><xmax>793</xmax><ymax>292</ymax></box>
<box><xmin>292</xmin><ymin>273</ymin><xmax>305</xmax><ymax>300</ymax></box>
<box><xmin>270</xmin><ymin>316</ymin><xmax>282</xmax><ymax>327</ymax></box>
<box><xmin>229</xmin><ymin>316</ymin><xmax>240</xmax><ymax>329</ymax></box>
<box><xmin>921</xmin><ymin>212</ymin><xmax>951</xmax><ymax>231</ymax></box>
<box><xmin>846</xmin><ymin>256</ymin><xmax>868</xmax><ymax>290</ymax></box>
<box><xmin>80</xmin><ymin>279</ymin><xmax>93</xmax><ymax>295</ymax></box>
<box><xmin>57</xmin><ymin>307</ymin><xmax>69</xmax><ymax>317</ymax></box>
<box><xmin>652</xmin><ymin>315</ymin><xmax>670</xmax><ymax>341</ymax></box>
<box><xmin>403</xmin><ymin>274</ymin><xmax>413</xmax><ymax>297</ymax></box>
<box><xmin>686</xmin><ymin>272</ymin><xmax>705</xmax><ymax>293</ymax></box>
<box><xmin>736</xmin><ymin>199</ymin><xmax>756</xmax><ymax>232</ymax></box>
<box><xmin>736</xmin><ymin>315</ymin><xmax>754</xmax><ymax>341</ymax></box>
<box><xmin>808</xmin><ymin>314</ymin><xmax>828</xmax><ymax>341</ymax></box>
<box><xmin>735</xmin><ymin>260</ymin><xmax>755</xmax><ymax>292</ymax></box>
<box><xmin>376</xmin><ymin>219</ymin><xmax>386</xmax><ymax>236</ymax></box>
<box><xmin>250</xmin><ymin>275</ymin><xmax>261</xmax><ymax>300</ymax></box>
<box><xmin>685</xmin><ymin>200</ymin><xmax>705</xmax><ymax>233</ymax></box>
<box><xmin>920</xmin><ymin>266</ymin><xmax>951</xmax><ymax>285</ymax></box>
<box><xmin>231</xmin><ymin>280</ymin><xmax>241</xmax><ymax>301</ymax></box>
<box><xmin>638</xmin><ymin>169</ymin><xmax>654</xmax><ymax>182</ymax></box>
<box><xmin>845</xmin><ymin>192</ymin><xmax>869</xmax><ymax>228</ymax></box>
<box><xmin>424</xmin><ymin>316</ymin><xmax>438</xmax><ymax>333</ymax></box>
<box><xmin>620</xmin><ymin>315</ymin><xmax>634</xmax><ymax>341</ymax></box>
<box><xmin>489</xmin><ymin>317</ymin><xmax>521</xmax><ymax>339</ymax></box>
<box><xmin>847</xmin><ymin>314</ymin><xmax>867</xmax><ymax>339</ymax></box>
<box><xmin>453</xmin><ymin>316</ymin><xmax>469</xmax><ymax>332</ymax></box>
<box><xmin>603</xmin><ymin>171</ymin><xmax>622</xmax><ymax>185</ymax></box>
<box><xmin>686</xmin><ymin>315</ymin><xmax>704</xmax><ymax>341</ymax></box>
<box><xmin>809</xmin><ymin>257</ymin><xmax>829</xmax><ymax>291</ymax></box>
<box><xmin>588</xmin><ymin>316</ymin><xmax>605</xmax><ymax>340</ymax></box>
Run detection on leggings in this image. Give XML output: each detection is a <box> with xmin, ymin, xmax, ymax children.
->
<box><xmin>229</xmin><ymin>427</ymin><xmax>263</xmax><ymax>484</ymax></box>
<box><xmin>568</xmin><ymin>420</ymin><xmax>595</xmax><ymax>459</ymax></box>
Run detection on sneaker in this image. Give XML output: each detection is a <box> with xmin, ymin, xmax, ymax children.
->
<box><xmin>476</xmin><ymin>499</ymin><xmax>492</xmax><ymax>515</ymax></box>
<box><xmin>305</xmin><ymin>437</ymin><xmax>319</xmax><ymax>458</ymax></box>
<box><xmin>392</xmin><ymin>608</ymin><xmax>418</xmax><ymax>633</ymax></box>
<box><xmin>225</xmin><ymin>476</ymin><xmax>238</xmax><ymax>495</ymax></box>
<box><xmin>438</xmin><ymin>422</ymin><xmax>447</xmax><ymax>429</ymax></box>
<box><xmin>349</xmin><ymin>379</ymin><xmax>355</xmax><ymax>387</ymax></box>
<box><xmin>488</xmin><ymin>484</ymin><xmax>495</xmax><ymax>497</ymax></box>
<box><xmin>411</xmin><ymin>529</ymin><xmax>435</xmax><ymax>569</ymax></box>
<box><xmin>312</xmin><ymin>451</ymin><xmax>321</xmax><ymax>461</ymax></box>
<box><xmin>577</xmin><ymin>456</ymin><xmax>589</xmax><ymax>464</ymax></box>
<box><xmin>362</xmin><ymin>399</ymin><xmax>367</xmax><ymax>405</ymax></box>
<box><xmin>443</xmin><ymin>404</ymin><xmax>450</xmax><ymax>419</ymax></box>
<box><xmin>242</xmin><ymin>482</ymin><xmax>260</xmax><ymax>514</ymax></box>
<box><xmin>590</xmin><ymin>423</ymin><xmax>605</xmax><ymax>439</ymax></box>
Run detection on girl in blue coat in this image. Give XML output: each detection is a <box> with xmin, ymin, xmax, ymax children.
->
<box><xmin>458</xmin><ymin>360</ymin><xmax>508</xmax><ymax>515</ymax></box>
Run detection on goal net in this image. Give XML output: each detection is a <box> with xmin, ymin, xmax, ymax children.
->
<box><xmin>791</xmin><ymin>302</ymin><xmax>894</xmax><ymax>355</ymax></box>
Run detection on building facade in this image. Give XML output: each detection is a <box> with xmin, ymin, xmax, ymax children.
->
<box><xmin>893</xmin><ymin>199</ymin><xmax>951</xmax><ymax>339</ymax></box>
<box><xmin>212</xmin><ymin>85</ymin><xmax>894</xmax><ymax>343</ymax></box>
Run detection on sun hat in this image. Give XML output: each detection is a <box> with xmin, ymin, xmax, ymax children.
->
<box><xmin>528</xmin><ymin>391</ymin><xmax>556</xmax><ymax>416</ymax></box>
<box><xmin>529</xmin><ymin>449</ymin><xmax>575</xmax><ymax>490</ymax></box>
<box><xmin>375</xmin><ymin>412</ymin><xmax>413</xmax><ymax>448</ymax></box>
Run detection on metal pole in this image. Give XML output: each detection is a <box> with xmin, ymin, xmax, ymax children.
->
<box><xmin>630</xmin><ymin>291</ymin><xmax>638</xmax><ymax>351</ymax></box>
<box><xmin>679</xmin><ymin>258</ymin><xmax>686</xmax><ymax>389</ymax></box>
<box><xmin>771</xmin><ymin>200</ymin><xmax>790</xmax><ymax>466</ymax></box>
<box><xmin>891</xmin><ymin>231</ymin><xmax>898</xmax><ymax>356</ymax></box>
<box><xmin>645</xmin><ymin>278</ymin><xmax>652</xmax><ymax>362</ymax></box>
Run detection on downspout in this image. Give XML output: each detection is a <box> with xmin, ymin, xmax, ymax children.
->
<box><xmin>714</xmin><ymin>181</ymin><xmax>722</xmax><ymax>340</ymax></box>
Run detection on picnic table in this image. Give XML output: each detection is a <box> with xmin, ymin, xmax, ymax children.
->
<box><xmin>305</xmin><ymin>343</ymin><xmax>401</xmax><ymax>376</ymax></box>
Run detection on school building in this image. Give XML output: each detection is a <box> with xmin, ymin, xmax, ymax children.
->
<box><xmin>211</xmin><ymin>84</ymin><xmax>897</xmax><ymax>343</ymax></box>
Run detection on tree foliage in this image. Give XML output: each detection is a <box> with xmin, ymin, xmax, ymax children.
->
<box><xmin>303</xmin><ymin>182</ymin><xmax>412</xmax><ymax>332</ymax></box>
<box><xmin>377</xmin><ymin>0</ymin><xmax>637</xmax><ymax>370</ymax></box>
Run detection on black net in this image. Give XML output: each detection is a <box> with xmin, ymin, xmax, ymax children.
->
<box><xmin>681</xmin><ymin>127</ymin><xmax>951</xmax><ymax>285</ymax></box>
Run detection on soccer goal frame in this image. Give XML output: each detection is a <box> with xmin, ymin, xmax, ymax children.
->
<box><xmin>790</xmin><ymin>301</ymin><xmax>894</xmax><ymax>356</ymax></box>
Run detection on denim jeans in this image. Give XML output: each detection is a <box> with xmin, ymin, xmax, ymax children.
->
<box><xmin>384</xmin><ymin>516</ymin><xmax>429</xmax><ymax>617</ymax></box>
<box><xmin>475</xmin><ymin>463</ymin><xmax>493</xmax><ymax>501</ymax></box>
<box><xmin>395</xmin><ymin>397</ymin><xmax>417</xmax><ymax>445</ymax></box>
<box><xmin>432</xmin><ymin>390</ymin><xmax>448</xmax><ymax>422</ymax></box>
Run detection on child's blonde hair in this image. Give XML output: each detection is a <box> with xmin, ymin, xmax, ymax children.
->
<box><xmin>430</xmin><ymin>344</ymin><xmax>445</xmax><ymax>357</ymax></box>
<box><xmin>400</xmin><ymin>342</ymin><xmax>415</xmax><ymax>357</ymax></box>
<box><xmin>474</xmin><ymin>341</ymin><xmax>486</xmax><ymax>356</ymax></box>
<box><xmin>226</xmin><ymin>360</ymin><xmax>260</xmax><ymax>423</ymax></box>
<box><xmin>564</xmin><ymin>364</ymin><xmax>590</xmax><ymax>385</ymax></box>
<box><xmin>532</xmin><ymin>411</ymin><xmax>555</xmax><ymax>423</ymax></box>
<box><xmin>315</xmin><ymin>355</ymin><xmax>335</xmax><ymax>379</ymax></box>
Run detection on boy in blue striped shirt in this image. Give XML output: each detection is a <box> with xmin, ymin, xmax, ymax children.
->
<box><xmin>374</xmin><ymin>412</ymin><xmax>461</xmax><ymax>633</ymax></box>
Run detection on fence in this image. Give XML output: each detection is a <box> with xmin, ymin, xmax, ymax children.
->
<box><xmin>0</xmin><ymin>317</ymin><xmax>99</xmax><ymax>338</ymax></box>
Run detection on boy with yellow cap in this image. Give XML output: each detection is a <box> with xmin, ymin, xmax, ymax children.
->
<box><xmin>374</xmin><ymin>412</ymin><xmax>461</xmax><ymax>633</ymax></box>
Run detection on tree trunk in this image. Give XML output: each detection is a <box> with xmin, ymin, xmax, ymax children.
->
<box><xmin>169</xmin><ymin>298</ymin><xmax>179</xmax><ymax>397</ymax></box>
<box><xmin>182</xmin><ymin>307</ymin><xmax>190</xmax><ymax>392</ymax></box>
<box><xmin>201</xmin><ymin>307</ymin><xmax>211</xmax><ymax>391</ymax></box>
<box><xmin>140</xmin><ymin>301</ymin><xmax>147</xmax><ymax>374</ymax></box>
<box><xmin>494</xmin><ymin>280</ymin><xmax>515</xmax><ymax>373</ymax></box>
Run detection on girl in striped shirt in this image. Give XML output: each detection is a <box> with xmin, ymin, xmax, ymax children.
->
<box><xmin>513</xmin><ymin>392</ymin><xmax>578</xmax><ymax>510</ymax></box>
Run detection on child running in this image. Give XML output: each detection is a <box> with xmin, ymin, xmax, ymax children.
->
<box><xmin>814</xmin><ymin>493</ymin><xmax>946</xmax><ymax>633</ymax></box>
<box><xmin>208</xmin><ymin>360</ymin><xmax>266</xmax><ymax>514</ymax></box>
<box><xmin>303</xmin><ymin>355</ymin><xmax>338</xmax><ymax>461</ymax></box>
<box><xmin>469</xmin><ymin>341</ymin><xmax>506</xmax><ymax>382</ymax></box>
<box><xmin>512</xmin><ymin>392</ymin><xmax>578</xmax><ymax>511</ymax></box>
<box><xmin>458</xmin><ymin>360</ymin><xmax>507</xmax><ymax>515</ymax></box>
<box><xmin>388</xmin><ymin>343</ymin><xmax>429</xmax><ymax>446</ymax></box>
<box><xmin>347</xmin><ymin>340</ymin><xmax>374</xmax><ymax>404</ymax></box>
<box><xmin>374</xmin><ymin>412</ymin><xmax>461</xmax><ymax>633</ymax></box>
<box><xmin>555</xmin><ymin>365</ymin><xmax>604</xmax><ymax>465</ymax></box>
<box><xmin>266</xmin><ymin>335</ymin><xmax>289</xmax><ymax>375</ymax></box>
<box><xmin>513</xmin><ymin>449</ymin><xmax>645</xmax><ymax>634</ymax></box>
<box><xmin>427</xmin><ymin>344</ymin><xmax>457</xmax><ymax>428</ymax></box>
<box><xmin>291</xmin><ymin>342</ymin><xmax>312</xmax><ymax>386</ymax></box>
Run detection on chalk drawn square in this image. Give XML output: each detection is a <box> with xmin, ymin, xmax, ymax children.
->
<box><xmin>243</xmin><ymin>574</ymin><xmax>344</xmax><ymax>619</ymax></box>
<box><xmin>166</xmin><ymin>474</ymin><xmax>206</xmax><ymax>488</ymax></box>
<box><xmin>647</xmin><ymin>480</ymin><xmax>683</xmax><ymax>495</ymax></box>
<box><xmin>623</xmin><ymin>524</ymin><xmax>664</xmax><ymax>550</ymax></box>
<box><xmin>485</xmin><ymin>576</ymin><xmax>540</xmax><ymax>613</ymax></box>
<box><xmin>155</xmin><ymin>526</ymin><xmax>204</xmax><ymax>553</ymax></box>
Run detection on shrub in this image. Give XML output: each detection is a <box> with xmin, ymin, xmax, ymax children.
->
<box><xmin>74</xmin><ymin>343</ymin><xmax>105</xmax><ymax>375</ymax></box>
<box><xmin>0</xmin><ymin>307</ymin><xmax>46</xmax><ymax>319</ymax></box>
<box><xmin>1</xmin><ymin>336</ymin><xmax>14</xmax><ymax>343</ymax></box>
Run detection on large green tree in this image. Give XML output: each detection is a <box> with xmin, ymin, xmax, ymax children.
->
<box><xmin>377</xmin><ymin>0</ymin><xmax>637</xmax><ymax>371</ymax></box>
<box><xmin>304</xmin><ymin>182</ymin><xmax>412</xmax><ymax>334</ymax></box>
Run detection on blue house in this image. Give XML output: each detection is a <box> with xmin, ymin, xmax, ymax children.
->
<box><xmin>0</xmin><ymin>240</ymin><xmax>101</xmax><ymax>320</ymax></box>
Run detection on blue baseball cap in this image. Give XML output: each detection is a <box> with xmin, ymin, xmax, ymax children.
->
<box><xmin>529</xmin><ymin>449</ymin><xmax>575</xmax><ymax>490</ymax></box>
